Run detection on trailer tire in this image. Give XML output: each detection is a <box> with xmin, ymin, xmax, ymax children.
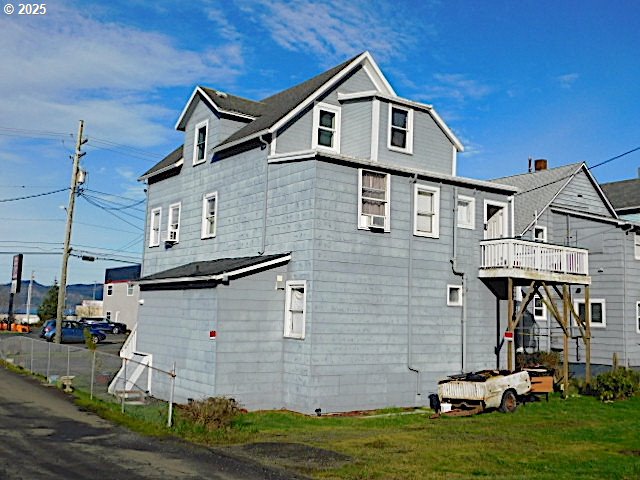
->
<box><xmin>499</xmin><ymin>390</ymin><xmax>518</xmax><ymax>413</ymax></box>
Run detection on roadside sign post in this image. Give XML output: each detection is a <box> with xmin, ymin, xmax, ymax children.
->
<box><xmin>7</xmin><ymin>254</ymin><xmax>23</xmax><ymax>331</ymax></box>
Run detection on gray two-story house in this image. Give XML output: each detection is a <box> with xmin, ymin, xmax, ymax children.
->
<box><xmin>131</xmin><ymin>52</ymin><xmax>525</xmax><ymax>413</ymax></box>
<box><xmin>494</xmin><ymin>161</ymin><xmax>640</xmax><ymax>372</ymax></box>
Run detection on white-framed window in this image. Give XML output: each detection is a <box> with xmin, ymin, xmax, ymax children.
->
<box><xmin>201</xmin><ymin>192</ymin><xmax>218</xmax><ymax>239</ymax></box>
<box><xmin>534</xmin><ymin>226</ymin><xmax>547</xmax><ymax>242</ymax></box>
<box><xmin>167</xmin><ymin>202</ymin><xmax>181</xmax><ymax>243</ymax></box>
<box><xmin>358</xmin><ymin>169</ymin><xmax>390</xmax><ymax>231</ymax></box>
<box><xmin>312</xmin><ymin>102</ymin><xmax>341</xmax><ymax>152</ymax></box>
<box><xmin>533</xmin><ymin>294</ymin><xmax>546</xmax><ymax>320</ymax></box>
<box><xmin>105</xmin><ymin>311</ymin><xmax>112</xmax><ymax>321</ymax></box>
<box><xmin>284</xmin><ymin>280</ymin><xmax>306</xmax><ymax>339</ymax></box>
<box><xmin>127</xmin><ymin>284</ymin><xmax>134</xmax><ymax>296</ymax></box>
<box><xmin>636</xmin><ymin>302</ymin><xmax>640</xmax><ymax>333</ymax></box>
<box><xmin>414</xmin><ymin>184</ymin><xmax>440</xmax><ymax>238</ymax></box>
<box><xmin>388</xmin><ymin>104</ymin><xmax>413</xmax><ymax>154</ymax></box>
<box><xmin>149</xmin><ymin>207</ymin><xmax>161</xmax><ymax>247</ymax></box>
<box><xmin>634</xmin><ymin>234</ymin><xmax>640</xmax><ymax>260</ymax></box>
<box><xmin>106</xmin><ymin>285</ymin><xmax>113</xmax><ymax>296</ymax></box>
<box><xmin>447</xmin><ymin>285</ymin><xmax>463</xmax><ymax>306</ymax></box>
<box><xmin>457</xmin><ymin>195</ymin><xmax>475</xmax><ymax>230</ymax></box>
<box><xmin>193</xmin><ymin>120</ymin><xmax>208</xmax><ymax>165</ymax></box>
<box><xmin>574</xmin><ymin>298</ymin><xmax>606</xmax><ymax>328</ymax></box>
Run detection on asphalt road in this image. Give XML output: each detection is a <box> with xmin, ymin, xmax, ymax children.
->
<box><xmin>0</xmin><ymin>366</ymin><xmax>303</xmax><ymax>480</ymax></box>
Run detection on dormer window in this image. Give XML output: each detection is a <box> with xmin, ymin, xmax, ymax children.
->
<box><xmin>312</xmin><ymin>103</ymin><xmax>341</xmax><ymax>152</ymax></box>
<box><xmin>388</xmin><ymin>105</ymin><xmax>413</xmax><ymax>154</ymax></box>
<box><xmin>193</xmin><ymin>120</ymin><xmax>208</xmax><ymax>165</ymax></box>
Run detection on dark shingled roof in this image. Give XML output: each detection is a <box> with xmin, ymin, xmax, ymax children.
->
<box><xmin>142</xmin><ymin>54</ymin><xmax>361</xmax><ymax>180</ymax></box>
<box><xmin>601</xmin><ymin>178</ymin><xmax>640</xmax><ymax>211</ymax></box>
<box><xmin>140</xmin><ymin>254</ymin><xmax>290</xmax><ymax>283</ymax></box>
<box><xmin>105</xmin><ymin>265</ymin><xmax>141</xmax><ymax>283</ymax></box>
<box><xmin>200</xmin><ymin>87</ymin><xmax>265</xmax><ymax>118</ymax></box>
<box><xmin>493</xmin><ymin>163</ymin><xmax>583</xmax><ymax>235</ymax></box>
<box><xmin>140</xmin><ymin>144</ymin><xmax>183</xmax><ymax>179</ymax></box>
<box><xmin>215</xmin><ymin>53</ymin><xmax>361</xmax><ymax>149</ymax></box>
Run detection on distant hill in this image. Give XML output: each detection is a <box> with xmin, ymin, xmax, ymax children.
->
<box><xmin>0</xmin><ymin>281</ymin><xmax>103</xmax><ymax>314</ymax></box>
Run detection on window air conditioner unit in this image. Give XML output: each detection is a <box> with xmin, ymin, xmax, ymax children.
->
<box><xmin>164</xmin><ymin>231</ymin><xmax>178</xmax><ymax>244</ymax></box>
<box><xmin>365</xmin><ymin>215</ymin><xmax>386</xmax><ymax>230</ymax></box>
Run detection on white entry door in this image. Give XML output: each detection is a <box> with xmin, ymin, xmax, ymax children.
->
<box><xmin>485</xmin><ymin>202</ymin><xmax>507</xmax><ymax>239</ymax></box>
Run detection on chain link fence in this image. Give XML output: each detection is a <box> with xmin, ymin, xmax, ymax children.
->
<box><xmin>0</xmin><ymin>335</ymin><xmax>176</xmax><ymax>426</ymax></box>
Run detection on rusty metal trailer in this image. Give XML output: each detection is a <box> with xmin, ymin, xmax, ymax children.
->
<box><xmin>433</xmin><ymin>370</ymin><xmax>532</xmax><ymax>417</ymax></box>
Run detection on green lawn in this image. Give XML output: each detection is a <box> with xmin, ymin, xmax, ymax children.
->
<box><xmin>77</xmin><ymin>390</ymin><xmax>640</xmax><ymax>479</ymax></box>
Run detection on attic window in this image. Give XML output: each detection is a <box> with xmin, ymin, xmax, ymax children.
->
<box><xmin>312</xmin><ymin>103</ymin><xmax>341</xmax><ymax>152</ymax></box>
<box><xmin>193</xmin><ymin>120</ymin><xmax>208</xmax><ymax>165</ymax></box>
<box><xmin>388</xmin><ymin>105</ymin><xmax>413</xmax><ymax>154</ymax></box>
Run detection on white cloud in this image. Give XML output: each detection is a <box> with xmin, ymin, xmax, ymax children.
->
<box><xmin>0</xmin><ymin>2</ymin><xmax>245</xmax><ymax>147</ymax></box>
<box><xmin>556</xmin><ymin>73</ymin><xmax>579</xmax><ymax>89</ymax></box>
<box><xmin>417</xmin><ymin>73</ymin><xmax>493</xmax><ymax>103</ymax></box>
<box><xmin>240</xmin><ymin>0</ymin><xmax>419</xmax><ymax>63</ymax></box>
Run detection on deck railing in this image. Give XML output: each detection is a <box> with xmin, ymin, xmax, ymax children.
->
<box><xmin>480</xmin><ymin>239</ymin><xmax>589</xmax><ymax>276</ymax></box>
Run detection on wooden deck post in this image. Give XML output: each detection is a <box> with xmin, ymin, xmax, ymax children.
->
<box><xmin>585</xmin><ymin>285</ymin><xmax>591</xmax><ymax>386</ymax></box>
<box><xmin>507</xmin><ymin>277</ymin><xmax>514</xmax><ymax>371</ymax></box>
<box><xmin>562</xmin><ymin>284</ymin><xmax>570</xmax><ymax>397</ymax></box>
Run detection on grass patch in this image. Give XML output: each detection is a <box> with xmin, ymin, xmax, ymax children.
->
<box><xmin>3</xmin><ymin>357</ymin><xmax>639</xmax><ymax>479</ymax></box>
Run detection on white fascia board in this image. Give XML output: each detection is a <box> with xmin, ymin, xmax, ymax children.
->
<box><xmin>550</xmin><ymin>206</ymin><xmax>626</xmax><ymax>225</ymax></box>
<box><xmin>269</xmin><ymin>52</ymin><xmax>372</xmax><ymax>134</ymax></box>
<box><xmin>175</xmin><ymin>87</ymin><xmax>257</xmax><ymax>131</ymax></box>
<box><xmin>580</xmin><ymin>163</ymin><xmax>619</xmax><ymax>219</ymax></box>
<box><xmin>174</xmin><ymin>86</ymin><xmax>200</xmax><ymax>131</ymax></box>
<box><xmin>212</xmin><ymin>130</ymin><xmax>270</xmax><ymax>153</ymax></box>
<box><xmin>268</xmin><ymin>150</ymin><xmax>517</xmax><ymax>193</ymax></box>
<box><xmin>137</xmin><ymin>158</ymin><xmax>184</xmax><ymax>182</ymax></box>
<box><xmin>520</xmin><ymin>165</ymin><xmax>582</xmax><ymax>235</ymax></box>
<box><xmin>138</xmin><ymin>254</ymin><xmax>292</xmax><ymax>286</ymax></box>
<box><xmin>361</xmin><ymin>52</ymin><xmax>396</xmax><ymax>96</ymax></box>
<box><xmin>337</xmin><ymin>90</ymin><xmax>379</xmax><ymax>102</ymax></box>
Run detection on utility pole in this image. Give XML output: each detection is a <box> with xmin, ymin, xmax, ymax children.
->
<box><xmin>25</xmin><ymin>271</ymin><xmax>34</xmax><ymax>324</ymax></box>
<box><xmin>55</xmin><ymin>120</ymin><xmax>86</xmax><ymax>343</ymax></box>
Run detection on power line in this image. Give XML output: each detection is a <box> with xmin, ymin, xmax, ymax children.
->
<box><xmin>0</xmin><ymin>187</ymin><xmax>69</xmax><ymax>203</ymax></box>
<box><xmin>513</xmin><ymin>146</ymin><xmax>640</xmax><ymax>197</ymax></box>
<box><xmin>80</xmin><ymin>192</ymin><xmax>145</xmax><ymax>220</ymax></box>
<box><xmin>0</xmin><ymin>217</ymin><xmax>140</xmax><ymax>234</ymax></box>
<box><xmin>590</xmin><ymin>146</ymin><xmax>640</xmax><ymax>170</ymax></box>
<box><xmin>79</xmin><ymin>194</ymin><xmax>144</xmax><ymax>230</ymax></box>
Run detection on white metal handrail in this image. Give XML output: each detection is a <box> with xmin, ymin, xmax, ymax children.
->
<box><xmin>480</xmin><ymin>239</ymin><xmax>589</xmax><ymax>276</ymax></box>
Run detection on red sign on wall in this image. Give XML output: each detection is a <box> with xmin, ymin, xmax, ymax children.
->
<box><xmin>209</xmin><ymin>330</ymin><xmax>217</xmax><ymax>340</ymax></box>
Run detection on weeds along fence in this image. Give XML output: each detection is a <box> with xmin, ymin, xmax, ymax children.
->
<box><xmin>0</xmin><ymin>335</ymin><xmax>177</xmax><ymax>426</ymax></box>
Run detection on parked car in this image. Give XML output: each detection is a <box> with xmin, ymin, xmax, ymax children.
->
<box><xmin>43</xmin><ymin>320</ymin><xmax>106</xmax><ymax>344</ymax></box>
<box><xmin>79</xmin><ymin>318</ymin><xmax>128</xmax><ymax>335</ymax></box>
<box><xmin>39</xmin><ymin>319</ymin><xmax>58</xmax><ymax>338</ymax></box>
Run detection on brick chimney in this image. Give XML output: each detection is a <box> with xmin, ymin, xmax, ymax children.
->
<box><xmin>534</xmin><ymin>159</ymin><xmax>548</xmax><ymax>171</ymax></box>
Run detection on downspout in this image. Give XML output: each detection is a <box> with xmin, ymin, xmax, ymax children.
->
<box><xmin>407</xmin><ymin>174</ymin><xmax>420</xmax><ymax>399</ymax></box>
<box><xmin>258</xmin><ymin>135</ymin><xmax>270</xmax><ymax>255</ymax></box>
<box><xmin>451</xmin><ymin>187</ymin><xmax>466</xmax><ymax>372</ymax></box>
<box><xmin>623</xmin><ymin>231</ymin><xmax>629</xmax><ymax>366</ymax></box>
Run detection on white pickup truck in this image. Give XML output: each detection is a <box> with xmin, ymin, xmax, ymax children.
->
<box><xmin>435</xmin><ymin>370</ymin><xmax>532</xmax><ymax>415</ymax></box>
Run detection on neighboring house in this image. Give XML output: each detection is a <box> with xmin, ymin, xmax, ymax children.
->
<box><xmin>103</xmin><ymin>265</ymin><xmax>141</xmax><ymax>329</ymax></box>
<box><xmin>129</xmin><ymin>51</ymin><xmax>561</xmax><ymax>414</ymax></box>
<box><xmin>601</xmin><ymin>174</ymin><xmax>640</xmax><ymax>222</ymax></box>
<box><xmin>75</xmin><ymin>300</ymin><xmax>104</xmax><ymax>319</ymax></box>
<box><xmin>493</xmin><ymin>160</ymin><xmax>640</xmax><ymax>371</ymax></box>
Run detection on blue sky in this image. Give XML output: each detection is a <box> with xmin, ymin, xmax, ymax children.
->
<box><xmin>0</xmin><ymin>0</ymin><xmax>638</xmax><ymax>286</ymax></box>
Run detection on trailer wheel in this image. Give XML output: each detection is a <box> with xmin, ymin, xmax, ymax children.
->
<box><xmin>499</xmin><ymin>390</ymin><xmax>518</xmax><ymax>413</ymax></box>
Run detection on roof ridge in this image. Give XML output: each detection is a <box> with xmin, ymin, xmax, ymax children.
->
<box><xmin>199</xmin><ymin>86</ymin><xmax>266</xmax><ymax>106</ymax></box>
<box><xmin>493</xmin><ymin>161</ymin><xmax>582</xmax><ymax>182</ymax></box>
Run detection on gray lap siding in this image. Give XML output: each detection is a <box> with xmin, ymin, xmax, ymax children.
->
<box><xmin>308</xmin><ymin>161</ymin><xmax>506</xmax><ymax>411</ymax></box>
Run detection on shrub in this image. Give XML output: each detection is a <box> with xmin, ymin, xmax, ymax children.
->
<box><xmin>591</xmin><ymin>368</ymin><xmax>640</xmax><ymax>401</ymax></box>
<box><xmin>180</xmin><ymin>397</ymin><xmax>242</xmax><ymax>430</ymax></box>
